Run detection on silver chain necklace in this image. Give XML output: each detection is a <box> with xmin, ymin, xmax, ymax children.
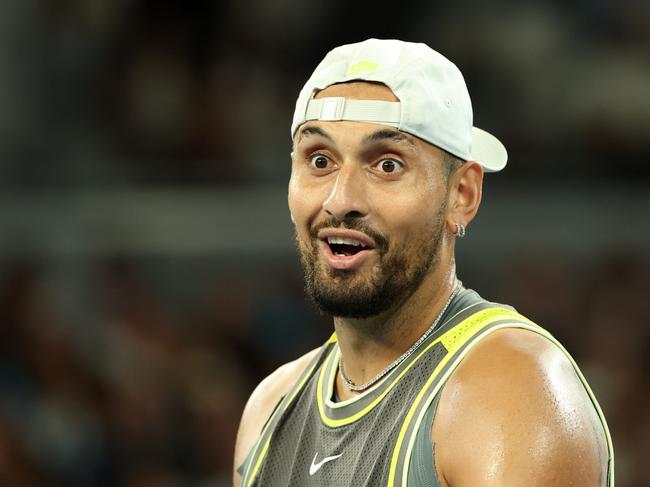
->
<box><xmin>339</xmin><ymin>280</ymin><xmax>461</xmax><ymax>392</ymax></box>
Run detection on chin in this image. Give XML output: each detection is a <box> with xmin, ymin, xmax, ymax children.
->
<box><xmin>306</xmin><ymin>264</ymin><xmax>424</xmax><ymax>319</ymax></box>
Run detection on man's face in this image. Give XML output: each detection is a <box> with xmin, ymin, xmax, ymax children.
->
<box><xmin>289</xmin><ymin>82</ymin><xmax>451</xmax><ymax>318</ymax></box>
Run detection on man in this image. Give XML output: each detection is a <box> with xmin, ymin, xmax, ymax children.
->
<box><xmin>234</xmin><ymin>39</ymin><xmax>614</xmax><ymax>486</ymax></box>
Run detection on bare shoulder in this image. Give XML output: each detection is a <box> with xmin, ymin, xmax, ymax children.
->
<box><xmin>432</xmin><ymin>327</ymin><xmax>609</xmax><ymax>487</ymax></box>
<box><xmin>233</xmin><ymin>347</ymin><xmax>321</xmax><ymax>486</ymax></box>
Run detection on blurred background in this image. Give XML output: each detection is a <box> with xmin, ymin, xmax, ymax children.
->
<box><xmin>0</xmin><ymin>0</ymin><xmax>648</xmax><ymax>485</ymax></box>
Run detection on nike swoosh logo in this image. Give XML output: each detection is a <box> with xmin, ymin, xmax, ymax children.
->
<box><xmin>309</xmin><ymin>452</ymin><xmax>342</xmax><ymax>476</ymax></box>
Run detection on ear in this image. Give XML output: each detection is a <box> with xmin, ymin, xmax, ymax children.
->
<box><xmin>446</xmin><ymin>161</ymin><xmax>483</xmax><ymax>235</ymax></box>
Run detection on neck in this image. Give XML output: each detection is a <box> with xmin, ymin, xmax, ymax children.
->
<box><xmin>334</xmin><ymin>259</ymin><xmax>458</xmax><ymax>400</ymax></box>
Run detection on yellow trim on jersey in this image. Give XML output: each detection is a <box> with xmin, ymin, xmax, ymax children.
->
<box><xmin>387</xmin><ymin>311</ymin><xmax>615</xmax><ymax>487</ymax></box>
<box><xmin>324</xmin><ymin>348</ymin><xmax>388</xmax><ymax>409</ymax></box>
<box><xmin>245</xmin><ymin>437</ymin><xmax>271</xmax><ymax>487</ymax></box>
<box><xmin>397</xmin><ymin>320</ymin><xmax>541</xmax><ymax>486</ymax></box>
<box><xmin>316</xmin><ymin>308</ymin><xmax>525</xmax><ymax>428</ymax></box>
<box><xmin>386</xmin><ymin>307</ymin><xmax>533</xmax><ymax>485</ymax></box>
<box><xmin>316</xmin><ymin>334</ymin><xmax>433</xmax><ymax>427</ymax></box>
<box><xmin>242</xmin><ymin>333</ymin><xmax>337</xmax><ymax>487</ymax></box>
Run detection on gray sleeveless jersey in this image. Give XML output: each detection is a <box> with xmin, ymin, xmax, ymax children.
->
<box><xmin>239</xmin><ymin>289</ymin><xmax>615</xmax><ymax>487</ymax></box>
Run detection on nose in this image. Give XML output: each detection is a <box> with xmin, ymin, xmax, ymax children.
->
<box><xmin>322</xmin><ymin>164</ymin><xmax>369</xmax><ymax>222</ymax></box>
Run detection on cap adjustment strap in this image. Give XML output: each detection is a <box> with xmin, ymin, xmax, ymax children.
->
<box><xmin>305</xmin><ymin>97</ymin><xmax>401</xmax><ymax>127</ymax></box>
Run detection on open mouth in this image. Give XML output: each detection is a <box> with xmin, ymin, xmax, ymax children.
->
<box><xmin>326</xmin><ymin>236</ymin><xmax>369</xmax><ymax>256</ymax></box>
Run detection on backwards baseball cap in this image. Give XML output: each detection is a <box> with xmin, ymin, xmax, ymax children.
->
<box><xmin>291</xmin><ymin>38</ymin><xmax>507</xmax><ymax>172</ymax></box>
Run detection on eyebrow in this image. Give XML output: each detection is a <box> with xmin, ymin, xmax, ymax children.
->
<box><xmin>297</xmin><ymin>126</ymin><xmax>332</xmax><ymax>144</ymax></box>
<box><xmin>297</xmin><ymin>125</ymin><xmax>416</xmax><ymax>152</ymax></box>
<box><xmin>362</xmin><ymin>129</ymin><xmax>417</xmax><ymax>150</ymax></box>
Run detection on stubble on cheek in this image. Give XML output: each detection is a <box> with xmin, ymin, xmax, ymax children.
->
<box><xmin>293</xmin><ymin>202</ymin><xmax>447</xmax><ymax>319</ymax></box>
<box><xmin>293</xmin><ymin>226</ymin><xmax>427</xmax><ymax>319</ymax></box>
<box><xmin>294</xmin><ymin>228</ymin><xmax>371</xmax><ymax>308</ymax></box>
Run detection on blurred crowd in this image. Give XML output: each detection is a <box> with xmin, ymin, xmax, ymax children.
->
<box><xmin>0</xmin><ymin>251</ymin><xmax>648</xmax><ymax>486</ymax></box>
<box><xmin>0</xmin><ymin>256</ymin><xmax>328</xmax><ymax>486</ymax></box>
<box><xmin>0</xmin><ymin>0</ymin><xmax>649</xmax><ymax>486</ymax></box>
<box><xmin>0</xmin><ymin>0</ymin><xmax>649</xmax><ymax>187</ymax></box>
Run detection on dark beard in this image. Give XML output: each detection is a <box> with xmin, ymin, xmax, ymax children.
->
<box><xmin>296</xmin><ymin>211</ymin><xmax>445</xmax><ymax>319</ymax></box>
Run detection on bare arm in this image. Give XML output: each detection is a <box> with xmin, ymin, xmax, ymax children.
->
<box><xmin>432</xmin><ymin>328</ymin><xmax>609</xmax><ymax>486</ymax></box>
<box><xmin>233</xmin><ymin>348</ymin><xmax>320</xmax><ymax>487</ymax></box>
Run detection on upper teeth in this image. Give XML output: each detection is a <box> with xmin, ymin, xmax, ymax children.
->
<box><xmin>327</xmin><ymin>237</ymin><xmax>366</xmax><ymax>247</ymax></box>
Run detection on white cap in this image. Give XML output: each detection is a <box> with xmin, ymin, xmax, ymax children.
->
<box><xmin>291</xmin><ymin>38</ymin><xmax>507</xmax><ymax>172</ymax></box>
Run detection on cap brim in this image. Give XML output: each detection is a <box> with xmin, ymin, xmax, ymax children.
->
<box><xmin>471</xmin><ymin>127</ymin><xmax>507</xmax><ymax>172</ymax></box>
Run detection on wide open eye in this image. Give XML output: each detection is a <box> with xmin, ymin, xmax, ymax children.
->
<box><xmin>310</xmin><ymin>154</ymin><xmax>330</xmax><ymax>169</ymax></box>
<box><xmin>376</xmin><ymin>158</ymin><xmax>404</xmax><ymax>174</ymax></box>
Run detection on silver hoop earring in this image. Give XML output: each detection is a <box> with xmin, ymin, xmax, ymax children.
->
<box><xmin>455</xmin><ymin>223</ymin><xmax>466</xmax><ymax>238</ymax></box>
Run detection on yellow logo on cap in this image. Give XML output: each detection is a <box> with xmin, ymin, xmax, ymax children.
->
<box><xmin>347</xmin><ymin>60</ymin><xmax>381</xmax><ymax>76</ymax></box>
